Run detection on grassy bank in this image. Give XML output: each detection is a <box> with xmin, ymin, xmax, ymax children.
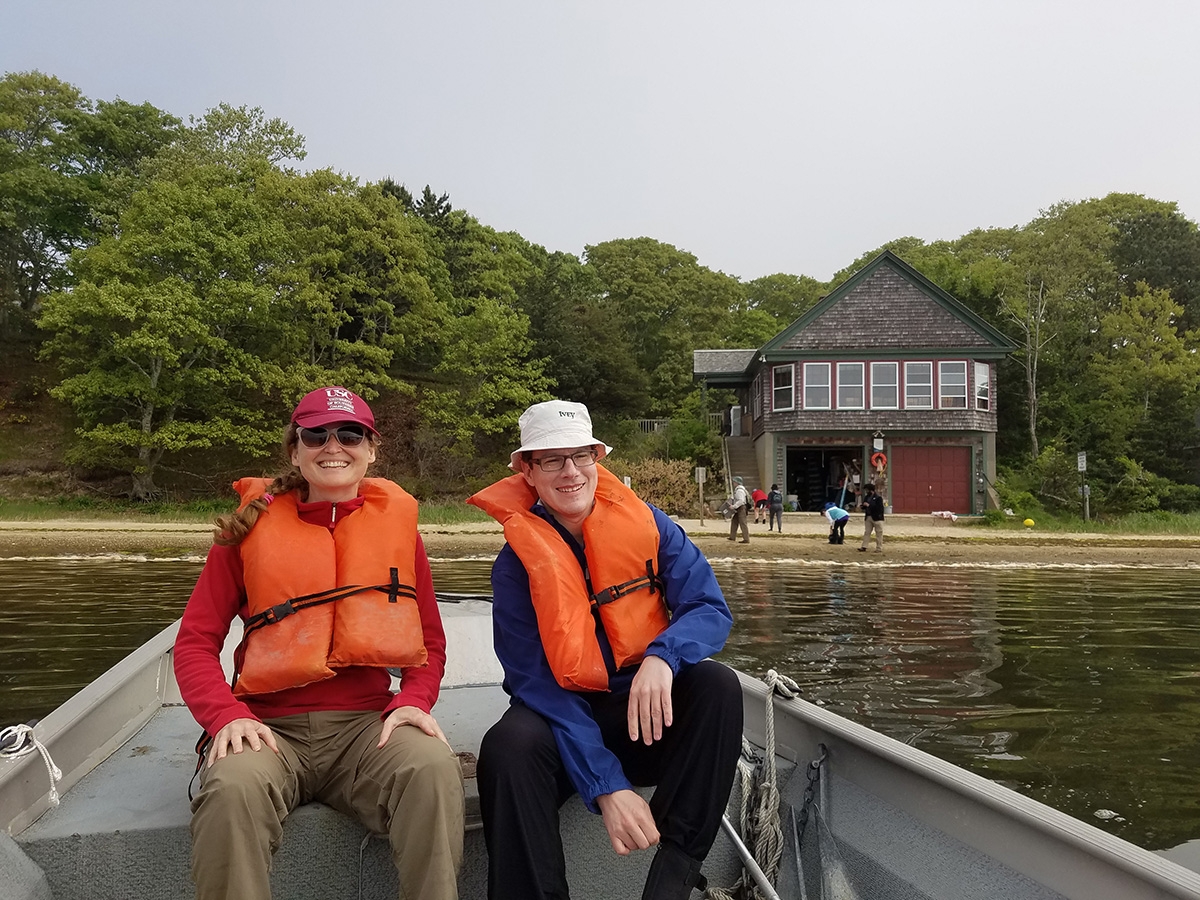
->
<box><xmin>963</xmin><ymin>509</ymin><xmax>1200</xmax><ymax>535</ymax></box>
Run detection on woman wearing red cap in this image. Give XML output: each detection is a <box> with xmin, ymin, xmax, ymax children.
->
<box><xmin>173</xmin><ymin>387</ymin><xmax>463</xmax><ymax>900</ymax></box>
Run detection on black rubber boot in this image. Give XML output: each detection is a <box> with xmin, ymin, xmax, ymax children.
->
<box><xmin>641</xmin><ymin>841</ymin><xmax>708</xmax><ymax>900</ymax></box>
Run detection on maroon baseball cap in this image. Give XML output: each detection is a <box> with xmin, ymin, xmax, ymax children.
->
<box><xmin>291</xmin><ymin>387</ymin><xmax>379</xmax><ymax>435</ymax></box>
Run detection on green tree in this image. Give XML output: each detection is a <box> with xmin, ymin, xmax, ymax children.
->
<box><xmin>517</xmin><ymin>247</ymin><xmax>649</xmax><ymax>416</ymax></box>
<box><xmin>35</xmin><ymin>106</ymin><xmax>369</xmax><ymax>498</ymax></box>
<box><xmin>0</xmin><ymin>72</ymin><xmax>179</xmax><ymax>337</ymax></box>
<box><xmin>38</xmin><ymin>159</ymin><xmax>294</xmax><ymax>498</ymax></box>
<box><xmin>585</xmin><ymin>237</ymin><xmax>741</xmax><ymax>413</ymax></box>
<box><xmin>1109</xmin><ymin>202</ymin><xmax>1200</xmax><ymax>331</ymax></box>
<box><xmin>1085</xmin><ymin>283</ymin><xmax>1200</xmax><ymax>478</ymax></box>
<box><xmin>742</xmin><ymin>272</ymin><xmax>826</xmax><ymax>324</ymax></box>
<box><xmin>403</xmin><ymin>205</ymin><xmax>553</xmax><ymax>455</ymax></box>
<box><xmin>272</xmin><ymin>173</ymin><xmax>446</xmax><ymax>400</ymax></box>
<box><xmin>0</xmin><ymin>72</ymin><xmax>92</xmax><ymax>332</ymax></box>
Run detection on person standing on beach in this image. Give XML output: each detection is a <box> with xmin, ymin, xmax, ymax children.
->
<box><xmin>173</xmin><ymin>387</ymin><xmax>464</xmax><ymax>900</ymax></box>
<box><xmin>858</xmin><ymin>483</ymin><xmax>885</xmax><ymax>552</ymax></box>
<box><xmin>767</xmin><ymin>484</ymin><xmax>785</xmax><ymax>532</ymax></box>
<box><xmin>469</xmin><ymin>400</ymin><xmax>743</xmax><ymax>900</ymax></box>
<box><xmin>727</xmin><ymin>476</ymin><xmax>751</xmax><ymax>543</ymax></box>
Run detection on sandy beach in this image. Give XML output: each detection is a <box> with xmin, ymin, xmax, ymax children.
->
<box><xmin>2</xmin><ymin>514</ymin><xmax>1199</xmax><ymax>566</ymax></box>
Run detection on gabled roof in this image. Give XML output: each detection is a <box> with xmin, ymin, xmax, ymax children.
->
<box><xmin>757</xmin><ymin>250</ymin><xmax>1017</xmax><ymax>360</ymax></box>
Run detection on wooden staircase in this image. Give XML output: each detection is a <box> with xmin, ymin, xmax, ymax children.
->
<box><xmin>723</xmin><ymin>435</ymin><xmax>760</xmax><ymax>493</ymax></box>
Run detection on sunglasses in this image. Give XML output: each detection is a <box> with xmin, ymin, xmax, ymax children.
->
<box><xmin>297</xmin><ymin>425</ymin><xmax>368</xmax><ymax>448</ymax></box>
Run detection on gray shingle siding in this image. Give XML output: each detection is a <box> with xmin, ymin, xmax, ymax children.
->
<box><xmin>782</xmin><ymin>266</ymin><xmax>995</xmax><ymax>352</ymax></box>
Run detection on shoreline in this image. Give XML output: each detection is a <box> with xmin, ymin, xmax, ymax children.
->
<box><xmin>2</xmin><ymin>517</ymin><xmax>1200</xmax><ymax>566</ymax></box>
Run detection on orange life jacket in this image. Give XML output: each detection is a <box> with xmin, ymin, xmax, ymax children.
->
<box><xmin>231</xmin><ymin>477</ymin><xmax>427</xmax><ymax>697</ymax></box>
<box><xmin>468</xmin><ymin>466</ymin><xmax>668</xmax><ymax>691</ymax></box>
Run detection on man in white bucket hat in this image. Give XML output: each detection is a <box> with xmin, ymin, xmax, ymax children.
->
<box><xmin>469</xmin><ymin>400</ymin><xmax>742</xmax><ymax>900</ymax></box>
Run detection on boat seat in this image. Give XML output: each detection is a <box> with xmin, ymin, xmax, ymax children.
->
<box><xmin>13</xmin><ymin>688</ymin><xmax>742</xmax><ymax>900</ymax></box>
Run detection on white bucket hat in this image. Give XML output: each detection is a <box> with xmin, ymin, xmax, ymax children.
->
<box><xmin>509</xmin><ymin>400</ymin><xmax>613</xmax><ymax>469</ymax></box>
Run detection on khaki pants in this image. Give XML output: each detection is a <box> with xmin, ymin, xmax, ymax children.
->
<box><xmin>729</xmin><ymin>505</ymin><xmax>750</xmax><ymax>541</ymax></box>
<box><xmin>861</xmin><ymin>518</ymin><xmax>884</xmax><ymax>551</ymax></box>
<box><xmin>190</xmin><ymin>710</ymin><xmax>463</xmax><ymax>900</ymax></box>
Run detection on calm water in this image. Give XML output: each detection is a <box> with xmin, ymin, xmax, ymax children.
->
<box><xmin>3</xmin><ymin>555</ymin><xmax>1200</xmax><ymax>853</ymax></box>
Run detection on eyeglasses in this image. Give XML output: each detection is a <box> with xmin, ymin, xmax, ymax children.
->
<box><xmin>530</xmin><ymin>449</ymin><xmax>599</xmax><ymax>472</ymax></box>
<box><xmin>297</xmin><ymin>425</ymin><xmax>367</xmax><ymax>448</ymax></box>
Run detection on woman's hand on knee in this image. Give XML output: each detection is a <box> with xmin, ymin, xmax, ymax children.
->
<box><xmin>379</xmin><ymin>705</ymin><xmax>450</xmax><ymax>748</ymax></box>
<box><xmin>207</xmin><ymin>718</ymin><xmax>278</xmax><ymax>768</ymax></box>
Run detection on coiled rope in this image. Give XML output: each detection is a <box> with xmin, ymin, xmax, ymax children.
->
<box><xmin>0</xmin><ymin>723</ymin><xmax>63</xmax><ymax>807</ymax></box>
<box><xmin>708</xmin><ymin>669</ymin><xmax>801</xmax><ymax>900</ymax></box>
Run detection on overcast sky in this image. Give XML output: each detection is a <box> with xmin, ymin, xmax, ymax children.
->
<box><xmin>4</xmin><ymin>1</ymin><xmax>1198</xmax><ymax>282</ymax></box>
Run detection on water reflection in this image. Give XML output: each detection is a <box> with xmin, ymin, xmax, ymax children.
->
<box><xmin>3</xmin><ymin>556</ymin><xmax>1200</xmax><ymax>853</ymax></box>
<box><xmin>712</xmin><ymin>561</ymin><xmax>1200</xmax><ymax>851</ymax></box>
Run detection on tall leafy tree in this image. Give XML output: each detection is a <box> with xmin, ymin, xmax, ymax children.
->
<box><xmin>742</xmin><ymin>272</ymin><xmax>826</xmax><ymax>324</ymax></box>
<box><xmin>517</xmin><ymin>247</ymin><xmax>649</xmax><ymax>416</ymax></box>
<box><xmin>0</xmin><ymin>72</ymin><xmax>178</xmax><ymax>337</ymax></box>
<box><xmin>403</xmin><ymin>204</ymin><xmax>552</xmax><ymax>454</ymax></box>
<box><xmin>37</xmin><ymin>107</ymin><xmax>313</xmax><ymax>498</ymax></box>
<box><xmin>1084</xmin><ymin>283</ymin><xmax>1200</xmax><ymax>479</ymax></box>
<box><xmin>1109</xmin><ymin>202</ymin><xmax>1200</xmax><ymax>331</ymax></box>
<box><xmin>0</xmin><ymin>72</ymin><xmax>92</xmax><ymax>333</ymax></box>
<box><xmin>273</xmin><ymin>173</ymin><xmax>446</xmax><ymax>400</ymax></box>
<box><xmin>585</xmin><ymin>237</ymin><xmax>741</xmax><ymax>414</ymax></box>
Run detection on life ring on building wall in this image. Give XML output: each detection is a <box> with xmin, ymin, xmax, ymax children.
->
<box><xmin>871</xmin><ymin>451</ymin><xmax>888</xmax><ymax>469</ymax></box>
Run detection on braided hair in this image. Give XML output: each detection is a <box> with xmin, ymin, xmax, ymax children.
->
<box><xmin>212</xmin><ymin>423</ymin><xmax>380</xmax><ymax>546</ymax></box>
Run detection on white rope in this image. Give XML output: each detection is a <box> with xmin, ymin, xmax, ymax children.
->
<box><xmin>708</xmin><ymin>669</ymin><xmax>801</xmax><ymax>900</ymax></box>
<box><xmin>0</xmin><ymin>724</ymin><xmax>63</xmax><ymax>807</ymax></box>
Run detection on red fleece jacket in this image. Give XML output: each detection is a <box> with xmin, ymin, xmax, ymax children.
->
<box><xmin>173</xmin><ymin>494</ymin><xmax>447</xmax><ymax>737</ymax></box>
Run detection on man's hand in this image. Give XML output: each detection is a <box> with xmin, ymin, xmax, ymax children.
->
<box><xmin>596</xmin><ymin>789</ymin><xmax>660</xmax><ymax>855</ymax></box>
<box><xmin>379</xmin><ymin>705</ymin><xmax>450</xmax><ymax>748</ymax></box>
<box><xmin>206</xmin><ymin>717</ymin><xmax>279</xmax><ymax>768</ymax></box>
<box><xmin>628</xmin><ymin>655</ymin><xmax>673</xmax><ymax>745</ymax></box>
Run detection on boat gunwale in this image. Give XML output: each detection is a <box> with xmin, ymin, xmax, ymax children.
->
<box><xmin>738</xmin><ymin>672</ymin><xmax>1200</xmax><ymax>899</ymax></box>
<box><xmin>1</xmin><ymin>620</ymin><xmax>180</xmax><ymax>836</ymax></box>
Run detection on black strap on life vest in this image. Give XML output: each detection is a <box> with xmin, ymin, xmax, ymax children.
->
<box><xmin>589</xmin><ymin>559</ymin><xmax>664</xmax><ymax>609</ymax></box>
<box><xmin>242</xmin><ymin>568</ymin><xmax>415</xmax><ymax>637</ymax></box>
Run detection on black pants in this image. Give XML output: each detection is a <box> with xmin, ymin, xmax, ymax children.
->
<box><xmin>830</xmin><ymin>517</ymin><xmax>846</xmax><ymax>543</ymax></box>
<box><xmin>477</xmin><ymin>660</ymin><xmax>744</xmax><ymax>900</ymax></box>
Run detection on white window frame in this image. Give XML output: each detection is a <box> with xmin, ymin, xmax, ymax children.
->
<box><xmin>939</xmin><ymin>360</ymin><xmax>968</xmax><ymax>409</ymax></box>
<box><xmin>803</xmin><ymin>362</ymin><xmax>830</xmax><ymax>409</ymax></box>
<box><xmin>836</xmin><ymin>362</ymin><xmax>865</xmax><ymax>409</ymax></box>
<box><xmin>870</xmin><ymin>362</ymin><xmax>899</xmax><ymax>409</ymax></box>
<box><xmin>752</xmin><ymin>372</ymin><xmax>762</xmax><ymax>419</ymax></box>
<box><xmin>905</xmin><ymin>361</ymin><xmax>933</xmax><ymax>409</ymax></box>
<box><xmin>772</xmin><ymin>364</ymin><xmax>795</xmax><ymax>412</ymax></box>
<box><xmin>974</xmin><ymin>361</ymin><xmax>991</xmax><ymax>411</ymax></box>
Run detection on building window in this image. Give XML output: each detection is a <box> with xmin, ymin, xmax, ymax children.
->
<box><xmin>871</xmin><ymin>362</ymin><xmax>899</xmax><ymax>409</ymax></box>
<box><xmin>772</xmin><ymin>364</ymin><xmax>795</xmax><ymax>411</ymax></box>
<box><xmin>905</xmin><ymin>361</ymin><xmax>933</xmax><ymax>408</ymax></box>
<box><xmin>974</xmin><ymin>361</ymin><xmax>991</xmax><ymax>411</ymax></box>
<box><xmin>752</xmin><ymin>372</ymin><xmax>762</xmax><ymax>419</ymax></box>
<box><xmin>939</xmin><ymin>361</ymin><xmax>968</xmax><ymax>408</ymax></box>
<box><xmin>803</xmin><ymin>362</ymin><xmax>829</xmax><ymax>409</ymax></box>
<box><xmin>837</xmin><ymin>362</ymin><xmax>864</xmax><ymax>409</ymax></box>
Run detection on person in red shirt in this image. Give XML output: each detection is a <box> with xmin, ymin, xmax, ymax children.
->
<box><xmin>173</xmin><ymin>387</ymin><xmax>463</xmax><ymax>900</ymax></box>
<box><xmin>751</xmin><ymin>487</ymin><xmax>768</xmax><ymax>524</ymax></box>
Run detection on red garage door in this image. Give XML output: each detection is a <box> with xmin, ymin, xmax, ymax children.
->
<box><xmin>890</xmin><ymin>446</ymin><xmax>971</xmax><ymax>514</ymax></box>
